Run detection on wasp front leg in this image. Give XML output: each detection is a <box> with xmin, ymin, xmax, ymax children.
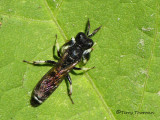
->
<box><xmin>73</xmin><ymin>48</ymin><xmax>95</xmax><ymax>71</ymax></box>
<box><xmin>54</xmin><ymin>35</ymin><xmax>76</xmax><ymax>58</ymax></box>
<box><xmin>61</xmin><ymin>37</ymin><xmax>75</xmax><ymax>54</ymax></box>
<box><xmin>53</xmin><ymin>34</ymin><xmax>61</xmax><ymax>59</ymax></box>
<box><xmin>83</xmin><ymin>47</ymin><xmax>94</xmax><ymax>64</ymax></box>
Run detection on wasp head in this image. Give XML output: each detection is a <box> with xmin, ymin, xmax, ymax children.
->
<box><xmin>75</xmin><ymin>32</ymin><xmax>94</xmax><ymax>50</ymax></box>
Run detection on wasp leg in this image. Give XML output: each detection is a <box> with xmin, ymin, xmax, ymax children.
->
<box><xmin>88</xmin><ymin>25</ymin><xmax>101</xmax><ymax>38</ymax></box>
<box><xmin>73</xmin><ymin>66</ymin><xmax>95</xmax><ymax>71</ymax></box>
<box><xmin>82</xmin><ymin>48</ymin><xmax>93</xmax><ymax>64</ymax></box>
<box><xmin>85</xmin><ymin>19</ymin><xmax>90</xmax><ymax>36</ymax></box>
<box><xmin>61</xmin><ymin>37</ymin><xmax>75</xmax><ymax>54</ymax></box>
<box><xmin>73</xmin><ymin>48</ymin><xmax>95</xmax><ymax>71</ymax></box>
<box><xmin>55</xmin><ymin>34</ymin><xmax>61</xmax><ymax>58</ymax></box>
<box><xmin>23</xmin><ymin>60</ymin><xmax>56</xmax><ymax>65</ymax></box>
<box><xmin>66</xmin><ymin>74</ymin><xmax>72</xmax><ymax>95</ymax></box>
<box><xmin>66</xmin><ymin>74</ymin><xmax>74</xmax><ymax>103</ymax></box>
<box><xmin>65</xmin><ymin>74</ymin><xmax>74</xmax><ymax>104</ymax></box>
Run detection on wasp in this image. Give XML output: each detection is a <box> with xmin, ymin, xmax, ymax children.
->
<box><xmin>23</xmin><ymin>20</ymin><xmax>101</xmax><ymax>107</ymax></box>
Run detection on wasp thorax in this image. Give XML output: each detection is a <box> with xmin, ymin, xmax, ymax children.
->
<box><xmin>75</xmin><ymin>32</ymin><xmax>94</xmax><ymax>50</ymax></box>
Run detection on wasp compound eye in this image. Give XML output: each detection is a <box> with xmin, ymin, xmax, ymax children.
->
<box><xmin>75</xmin><ymin>32</ymin><xmax>87</xmax><ymax>42</ymax></box>
<box><xmin>85</xmin><ymin>39</ymin><xmax>94</xmax><ymax>49</ymax></box>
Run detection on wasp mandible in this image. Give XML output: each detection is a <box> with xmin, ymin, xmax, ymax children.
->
<box><xmin>23</xmin><ymin>20</ymin><xmax>101</xmax><ymax>107</ymax></box>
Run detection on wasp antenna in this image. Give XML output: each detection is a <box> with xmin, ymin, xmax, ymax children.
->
<box><xmin>85</xmin><ymin>19</ymin><xmax>90</xmax><ymax>36</ymax></box>
<box><xmin>88</xmin><ymin>25</ymin><xmax>102</xmax><ymax>38</ymax></box>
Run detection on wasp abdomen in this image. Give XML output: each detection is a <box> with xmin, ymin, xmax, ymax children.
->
<box><xmin>30</xmin><ymin>69</ymin><xmax>64</xmax><ymax>107</ymax></box>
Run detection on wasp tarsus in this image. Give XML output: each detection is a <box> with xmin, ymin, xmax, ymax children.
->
<box><xmin>23</xmin><ymin>19</ymin><xmax>101</xmax><ymax>107</ymax></box>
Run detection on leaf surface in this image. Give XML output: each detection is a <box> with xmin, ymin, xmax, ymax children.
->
<box><xmin>0</xmin><ymin>0</ymin><xmax>159</xmax><ymax>120</ymax></box>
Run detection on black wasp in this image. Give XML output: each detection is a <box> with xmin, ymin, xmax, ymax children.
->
<box><xmin>23</xmin><ymin>20</ymin><xmax>101</xmax><ymax>107</ymax></box>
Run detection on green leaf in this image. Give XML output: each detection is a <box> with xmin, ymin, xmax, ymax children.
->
<box><xmin>0</xmin><ymin>0</ymin><xmax>159</xmax><ymax>120</ymax></box>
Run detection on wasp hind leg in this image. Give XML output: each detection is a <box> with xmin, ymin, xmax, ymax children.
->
<box><xmin>66</xmin><ymin>74</ymin><xmax>72</xmax><ymax>95</ymax></box>
<box><xmin>23</xmin><ymin>60</ymin><xmax>56</xmax><ymax>65</ymax></box>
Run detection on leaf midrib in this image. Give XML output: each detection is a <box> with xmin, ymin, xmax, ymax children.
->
<box><xmin>44</xmin><ymin>0</ymin><xmax>67</xmax><ymax>40</ymax></box>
